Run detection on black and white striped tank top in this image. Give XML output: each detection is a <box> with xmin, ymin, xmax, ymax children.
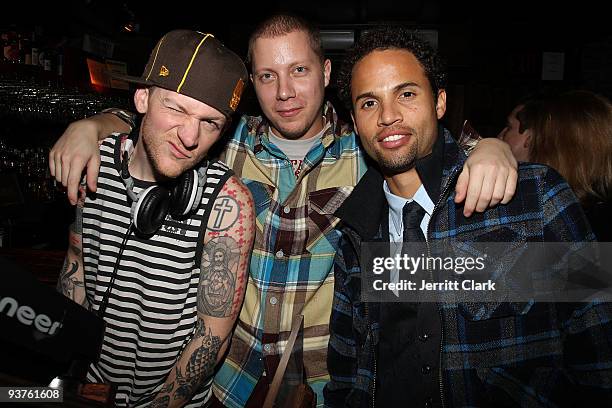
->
<box><xmin>81</xmin><ymin>135</ymin><xmax>232</xmax><ymax>407</ymax></box>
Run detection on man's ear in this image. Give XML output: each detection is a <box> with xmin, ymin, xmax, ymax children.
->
<box><xmin>350</xmin><ymin>111</ymin><xmax>358</xmax><ymax>135</ymax></box>
<box><xmin>323</xmin><ymin>59</ymin><xmax>331</xmax><ymax>88</ymax></box>
<box><xmin>523</xmin><ymin>129</ymin><xmax>533</xmax><ymax>148</ymax></box>
<box><xmin>435</xmin><ymin>89</ymin><xmax>447</xmax><ymax>120</ymax></box>
<box><xmin>134</xmin><ymin>88</ymin><xmax>150</xmax><ymax>114</ymax></box>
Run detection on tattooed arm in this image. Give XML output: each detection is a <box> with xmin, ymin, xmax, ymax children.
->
<box><xmin>150</xmin><ymin>176</ymin><xmax>255</xmax><ymax>407</ymax></box>
<box><xmin>57</xmin><ymin>186</ymin><xmax>90</xmax><ymax>309</ymax></box>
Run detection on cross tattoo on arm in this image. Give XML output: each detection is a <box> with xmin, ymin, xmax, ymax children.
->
<box><xmin>211</xmin><ymin>197</ymin><xmax>239</xmax><ymax>231</ymax></box>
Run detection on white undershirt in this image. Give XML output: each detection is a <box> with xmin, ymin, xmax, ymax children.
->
<box><xmin>268</xmin><ymin>120</ymin><xmax>329</xmax><ymax>177</ymax></box>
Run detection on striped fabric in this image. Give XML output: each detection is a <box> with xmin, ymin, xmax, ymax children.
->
<box><xmin>212</xmin><ymin>102</ymin><xmax>368</xmax><ymax>407</ymax></box>
<box><xmin>81</xmin><ymin>134</ymin><xmax>231</xmax><ymax>407</ymax></box>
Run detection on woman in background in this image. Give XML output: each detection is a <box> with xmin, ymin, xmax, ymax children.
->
<box><xmin>498</xmin><ymin>90</ymin><xmax>612</xmax><ymax>241</ymax></box>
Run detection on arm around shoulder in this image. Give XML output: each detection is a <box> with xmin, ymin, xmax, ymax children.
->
<box><xmin>49</xmin><ymin>109</ymin><xmax>136</xmax><ymax>205</ymax></box>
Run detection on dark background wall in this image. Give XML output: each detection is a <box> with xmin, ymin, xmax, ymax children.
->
<box><xmin>4</xmin><ymin>0</ymin><xmax>612</xmax><ymax>133</ymax></box>
<box><xmin>1</xmin><ymin>0</ymin><xmax>611</xmax><ymax>250</ymax></box>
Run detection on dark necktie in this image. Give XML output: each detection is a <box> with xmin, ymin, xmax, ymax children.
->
<box><xmin>402</xmin><ymin>200</ymin><xmax>426</xmax><ymax>243</ymax></box>
<box><xmin>377</xmin><ymin>201</ymin><xmax>427</xmax><ymax>401</ymax></box>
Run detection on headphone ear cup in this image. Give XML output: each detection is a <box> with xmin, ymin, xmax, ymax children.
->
<box><xmin>132</xmin><ymin>185</ymin><xmax>170</xmax><ymax>236</ymax></box>
<box><xmin>169</xmin><ymin>169</ymin><xmax>198</xmax><ymax>219</ymax></box>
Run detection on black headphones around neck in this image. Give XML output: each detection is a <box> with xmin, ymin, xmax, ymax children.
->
<box><xmin>119</xmin><ymin>137</ymin><xmax>208</xmax><ymax>236</ymax></box>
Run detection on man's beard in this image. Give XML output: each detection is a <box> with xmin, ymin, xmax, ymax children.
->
<box><xmin>141</xmin><ymin>123</ymin><xmax>186</xmax><ymax>180</ymax></box>
<box><xmin>374</xmin><ymin>138</ymin><xmax>418</xmax><ymax>175</ymax></box>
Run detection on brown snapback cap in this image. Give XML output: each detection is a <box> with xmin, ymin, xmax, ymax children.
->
<box><xmin>114</xmin><ymin>30</ymin><xmax>248</xmax><ymax>117</ymax></box>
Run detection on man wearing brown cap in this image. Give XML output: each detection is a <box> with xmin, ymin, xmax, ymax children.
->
<box><xmin>55</xmin><ymin>30</ymin><xmax>255</xmax><ymax>407</ymax></box>
<box><xmin>50</xmin><ymin>15</ymin><xmax>519</xmax><ymax>407</ymax></box>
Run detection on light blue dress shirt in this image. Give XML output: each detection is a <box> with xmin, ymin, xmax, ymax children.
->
<box><xmin>383</xmin><ymin>181</ymin><xmax>434</xmax><ymax>293</ymax></box>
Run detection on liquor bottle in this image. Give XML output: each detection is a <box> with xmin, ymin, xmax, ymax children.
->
<box><xmin>55</xmin><ymin>46</ymin><xmax>65</xmax><ymax>88</ymax></box>
<box><xmin>40</xmin><ymin>48</ymin><xmax>53</xmax><ymax>71</ymax></box>
<box><xmin>19</xmin><ymin>32</ymin><xmax>32</xmax><ymax>65</ymax></box>
<box><xmin>30</xmin><ymin>31</ymin><xmax>39</xmax><ymax>66</ymax></box>
<box><xmin>57</xmin><ymin>49</ymin><xmax>63</xmax><ymax>77</ymax></box>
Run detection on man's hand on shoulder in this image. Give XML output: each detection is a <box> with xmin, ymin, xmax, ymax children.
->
<box><xmin>49</xmin><ymin>111</ymin><xmax>132</xmax><ymax>205</ymax></box>
<box><xmin>455</xmin><ymin>137</ymin><xmax>518</xmax><ymax>216</ymax></box>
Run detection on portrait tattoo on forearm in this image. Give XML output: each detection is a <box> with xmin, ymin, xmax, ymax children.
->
<box><xmin>199</xmin><ymin>236</ymin><xmax>239</xmax><ymax>317</ymax></box>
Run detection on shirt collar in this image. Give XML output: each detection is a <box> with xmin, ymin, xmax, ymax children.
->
<box><xmin>414</xmin><ymin>124</ymin><xmax>445</xmax><ymax>204</ymax></box>
<box><xmin>253</xmin><ymin>102</ymin><xmax>344</xmax><ymax>159</ymax></box>
<box><xmin>383</xmin><ymin>182</ymin><xmax>434</xmax><ymax>236</ymax></box>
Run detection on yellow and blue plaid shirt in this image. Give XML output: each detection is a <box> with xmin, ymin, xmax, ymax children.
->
<box><xmin>214</xmin><ymin>102</ymin><xmax>367</xmax><ymax>407</ymax></box>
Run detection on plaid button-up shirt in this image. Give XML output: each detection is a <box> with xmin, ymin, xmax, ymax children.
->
<box><xmin>214</xmin><ymin>102</ymin><xmax>367</xmax><ymax>407</ymax></box>
<box><xmin>325</xmin><ymin>131</ymin><xmax>609</xmax><ymax>408</ymax></box>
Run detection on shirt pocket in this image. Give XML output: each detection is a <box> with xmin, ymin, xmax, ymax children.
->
<box><xmin>242</xmin><ymin>179</ymin><xmax>273</xmax><ymax>219</ymax></box>
<box><xmin>306</xmin><ymin>186</ymin><xmax>354</xmax><ymax>254</ymax></box>
<box><xmin>450</xmin><ymin>302</ymin><xmax>563</xmax><ymax>370</ymax></box>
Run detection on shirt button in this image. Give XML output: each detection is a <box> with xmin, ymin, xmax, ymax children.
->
<box><xmin>419</xmin><ymin>333</ymin><xmax>429</xmax><ymax>342</ymax></box>
<box><xmin>276</xmin><ymin>250</ymin><xmax>284</xmax><ymax>258</ymax></box>
<box><xmin>269</xmin><ymin>296</ymin><xmax>278</xmax><ymax>305</ymax></box>
<box><xmin>283</xmin><ymin>206</ymin><xmax>290</xmax><ymax>214</ymax></box>
<box><xmin>421</xmin><ymin>364</ymin><xmax>432</xmax><ymax>374</ymax></box>
<box><xmin>263</xmin><ymin>344</ymin><xmax>271</xmax><ymax>352</ymax></box>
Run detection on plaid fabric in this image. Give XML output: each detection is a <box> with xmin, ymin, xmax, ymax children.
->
<box><xmin>213</xmin><ymin>102</ymin><xmax>368</xmax><ymax>407</ymax></box>
<box><xmin>325</xmin><ymin>131</ymin><xmax>612</xmax><ymax>407</ymax></box>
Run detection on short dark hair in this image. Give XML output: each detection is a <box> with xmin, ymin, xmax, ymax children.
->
<box><xmin>337</xmin><ymin>26</ymin><xmax>447</xmax><ymax>111</ymax></box>
<box><xmin>246</xmin><ymin>13</ymin><xmax>324</xmax><ymax>69</ymax></box>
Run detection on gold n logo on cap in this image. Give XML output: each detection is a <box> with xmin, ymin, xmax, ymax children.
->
<box><xmin>146</xmin><ymin>35</ymin><xmax>167</xmax><ymax>81</ymax></box>
<box><xmin>159</xmin><ymin>66</ymin><xmax>170</xmax><ymax>77</ymax></box>
<box><xmin>177</xmin><ymin>33</ymin><xmax>214</xmax><ymax>93</ymax></box>
<box><xmin>230</xmin><ymin>78</ymin><xmax>245</xmax><ymax>111</ymax></box>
